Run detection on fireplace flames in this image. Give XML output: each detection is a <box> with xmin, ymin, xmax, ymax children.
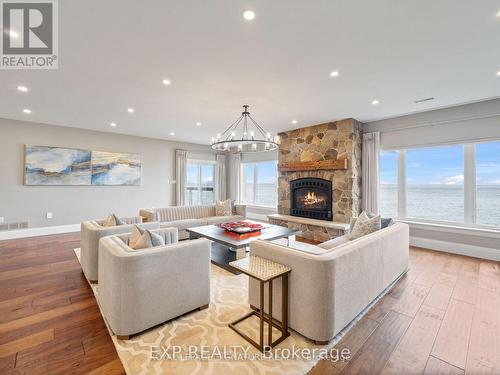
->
<box><xmin>303</xmin><ymin>191</ymin><xmax>325</xmax><ymax>206</ymax></box>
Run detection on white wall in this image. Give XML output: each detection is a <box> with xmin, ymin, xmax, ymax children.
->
<box><xmin>364</xmin><ymin>98</ymin><xmax>500</xmax><ymax>259</ymax></box>
<box><xmin>0</xmin><ymin>118</ymin><xmax>214</xmax><ymax>229</ymax></box>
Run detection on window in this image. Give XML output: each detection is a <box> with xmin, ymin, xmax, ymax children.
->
<box><xmin>476</xmin><ymin>141</ymin><xmax>500</xmax><ymax>227</ymax></box>
<box><xmin>379</xmin><ymin>150</ymin><xmax>398</xmax><ymax>218</ymax></box>
<box><xmin>380</xmin><ymin>141</ymin><xmax>500</xmax><ymax>229</ymax></box>
<box><xmin>241</xmin><ymin>161</ymin><xmax>277</xmax><ymax>207</ymax></box>
<box><xmin>406</xmin><ymin>145</ymin><xmax>464</xmax><ymax>222</ymax></box>
<box><xmin>185</xmin><ymin>160</ymin><xmax>215</xmax><ymax>205</ymax></box>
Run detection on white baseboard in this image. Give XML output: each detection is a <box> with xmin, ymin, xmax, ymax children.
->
<box><xmin>0</xmin><ymin>224</ymin><xmax>80</xmax><ymax>241</ymax></box>
<box><xmin>411</xmin><ymin>236</ymin><xmax>500</xmax><ymax>261</ymax></box>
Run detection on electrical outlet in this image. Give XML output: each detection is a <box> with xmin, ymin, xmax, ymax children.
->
<box><xmin>0</xmin><ymin>217</ymin><xmax>4</xmax><ymax>223</ymax></box>
<box><xmin>46</xmin><ymin>212</ymin><xmax>53</xmax><ymax>219</ymax></box>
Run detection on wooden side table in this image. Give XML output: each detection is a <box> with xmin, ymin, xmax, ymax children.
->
<box><xmin>229</xmin><ymin>256</ymin><xmax>291</xmax><ymax>352</ymax></box>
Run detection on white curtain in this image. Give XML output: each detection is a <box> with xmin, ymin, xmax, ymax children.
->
<box><xmin>215</xmin><ymin>154</ymin><xmax>227</xmax><ymax>201</ymax></box>
<box><xmin>229</xmin><ymin>153</ymin><xmax>242</xmax><ymax>203</ymax></box>
<box><xmin>362</xmin><ymin>132</ymin><xmax>380</xmax><ymax>214</ymax></box>
<box><xmin>175</xmin><ymin>149</ymin><xmax>187</xmax><ymax>206</ymax></box>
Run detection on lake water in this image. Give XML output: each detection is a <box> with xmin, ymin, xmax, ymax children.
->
<box><xmin>380</xmin><ymin>184</ymin><xmax>500</xmax><ymax>228</ymax></box>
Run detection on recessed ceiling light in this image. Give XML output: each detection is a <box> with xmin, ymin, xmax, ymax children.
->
<box><xmin>496</xmin><ymin>10</ymin><xmax>500</xmax><ymax>18</ymax></box>
<box><xmin>17</xmin><ymin>85</ymin><xmax>29</xmax><ymax>92</ymax></box>
<box><xmin>22</xmin><ymin>108</ymin><xmax>32</xmax><ymax>114</ymax></box>
<box><xmin>372</xmin><ymin>99</ymin><xmax>380</xmax><ymax>105</ymax></box>
<box><xmin>291</xmin><ymin>120</ymin><xmax>298</xmax><ymax>124</ymax></box>
<box><xmin>170</xmin><ymin>132</ymin><xmax>175</xmax><ymax>136</ymax></box>
<box><xmin>242</xmin><ymin>10</ymin><xmax>255</xmax><ymax>20</ymax></box>
<box><xmin>110</xmin><ymin>122</ymin><xmax>117</xmax><ymax>127</ymax></box>
<box><xmin>496</xmin><ymin>71</ymin><xmax>500</xmax><ymax>76</ymax></box>
<box><xmin>330</xmin><ymin>71</ymin><xmax>339</xmax><ymax>77</ymax></box>
<box><xmin>127</xmin><ymin>108</ymin><xmax>135</xmax><ymax>113</ymax></box>
<box><xmin>196</xmin><ymin>122</ymin><xmax>202</xmax><ymax>126</ymax></box>
<box><xmin>162</xmin><ymin>79</ymin><xmax>171</xmax><ymax>85</ymax></box>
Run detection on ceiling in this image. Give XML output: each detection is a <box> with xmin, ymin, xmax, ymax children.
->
<box><xmin>1</xmin><ymin>0</ymin><xmax>500</xmax><ymax>145</ymax></box>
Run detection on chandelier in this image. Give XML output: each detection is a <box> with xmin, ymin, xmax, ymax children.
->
<box><xmin>211</xmin><ymin>105</ymin><xmax>279</xmax><ymax>153</ymax></box>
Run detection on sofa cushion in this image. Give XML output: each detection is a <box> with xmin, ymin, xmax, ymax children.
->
<box><xmin>160</xmin><ymin>218</ymin><xmax>207</xmax><ymax>231</ymax></box>
<box><xmin>318</xmin><ymin>235</ymin><xmax>350</xmax><ymax>250</ymax></box>
<box><xmin>205</xmin><ymin>215</ymin><xmax>244</xmax><ymax>225</ymax></box>
<box><xmin>348</xmin><ymin>211</ymin><xmax>381</xmax><ymax>240</ymax></box>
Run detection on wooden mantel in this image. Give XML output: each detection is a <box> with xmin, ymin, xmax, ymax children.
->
<box><xmin>278</xmin><ymin>159</ymin><xmax>348</xmax><ymax>172</ymax></box>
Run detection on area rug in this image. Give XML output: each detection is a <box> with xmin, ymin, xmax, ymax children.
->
<box><xmin>73</xmin><ymin>248</ymin><xmax>387</xmax><ymax>375</ymax></box>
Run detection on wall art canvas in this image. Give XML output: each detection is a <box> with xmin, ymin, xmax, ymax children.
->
<box><xmin>91</xmin><ymin>151</ymin><xmax>141</xmax><ymax>186</ymax></box>
<box><xmin>24</xmin><ymin>146</ymin><xmax>92</xmax><ymax>185</ymax></box>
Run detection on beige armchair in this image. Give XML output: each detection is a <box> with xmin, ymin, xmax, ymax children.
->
<box><xmin>98</xmin><ymin>228</ymin><xmax>211</xmax><ymax>338</ymax></box>
<box><xmin>80</xmin><ymin>216</ymin><xmax>159</xmax><ymax>282</ymax></box>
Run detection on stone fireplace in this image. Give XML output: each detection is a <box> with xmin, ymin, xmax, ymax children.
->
<box><xmin>290</xmin><ymin>177</ymin><xmax>332</xmax><ymax>221</ymax></box>
<box><xmin>269</xmin><ymin>119</ymin><xmax>363</xmax><ymax>242</ymax></box>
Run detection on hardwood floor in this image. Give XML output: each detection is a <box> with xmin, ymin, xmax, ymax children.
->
<box><xmin>1</xmin><ymin>233</ymin><xmax>499</xmax><ymax>375</ymax></box>
<box><xmin>0</xmin><ymin>233</ymin><xmax>125</xmax><ymax>375</ymax></box>
<box><xmin>310</xmin><ymin>246</ymin><xmax>500</xmax><ymax>375</ymax></box>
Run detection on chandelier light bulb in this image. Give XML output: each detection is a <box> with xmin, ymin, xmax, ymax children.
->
<box><xmin>238</xmin><ymin>143</ymin><xmax>243</xmax><ymax>150</ymax></box>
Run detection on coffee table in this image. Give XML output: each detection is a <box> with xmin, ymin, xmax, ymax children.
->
<box><xmin>186</xmin><ymin>222</ymin><xmax>299</xmax><ymax>273</ymax></box>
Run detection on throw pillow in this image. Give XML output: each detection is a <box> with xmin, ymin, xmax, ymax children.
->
<box><xmin>347</xmin><ymin>211</ymin><xmax>381</xmax><ymax>240</ymax></box>
<box><xmin>149</xmin><ymin>230</ymin><xmax>165</xmax><ymax>247</ymax></box>
<box><xmin>130</xmin><ymin>230</ymin><xmax>165</xmax><ymax>250</ymax></box>
<box><xmin>215</xmin><ymin>199</ymin><xmax>232</xmax><ymax>216</ymax></box>
<box><xmin>102</xmin><ymin>213</ymin><xmax>125</xmax><ymax>227</ymax></box>
<box><xmin>381</xmin><ymin>218</ymin><xmax>394</xmax><ymax>228</ymax></box>
<box><xmin>129</xmin><ymin>225</ymin><xmax>145</xmax><ymax>248</ymax></box>
<box><xmin>349</xmin><ymin>212</ymin><xmax>389</xmax><ymax>232</ymax></box>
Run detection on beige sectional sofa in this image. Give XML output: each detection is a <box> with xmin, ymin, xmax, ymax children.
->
<box><xmin>98</xmin><ymin>228</ymin><xmax>211</xmax><ymax>338</ymax></box>
<box><xmin>139</xmin><ymin>204</ymin><xmax>247</xmax><ymax>240</ymax></box>
<box><xmin>248</xmin><ymin>222</ymin><xmax>409</xmax><ymax>343</ymax></box>
<box><xmin>80</xmin><ymin>217</ymin><xmax>159</xmax><ymax>282</ymax></box>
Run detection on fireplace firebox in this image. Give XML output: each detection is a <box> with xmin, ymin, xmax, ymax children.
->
<box><xmin>290</xmin><ymin>178</ymin><xmax>332</xmax><ymax>221</ymax></box>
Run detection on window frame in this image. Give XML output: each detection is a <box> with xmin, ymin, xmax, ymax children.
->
<box><xmin>240</xmin><ymin>160</ymin><xmax>278</xmax><ymax>208</ymax></box>
<box><xmin>380</xmin><ymin>140</ymin><xmax>499</xmax><ymax>230</ymax></box>
<box><xmin>185</xmin><ymin>159</ymin><xmax>216</xmax><ymax>206</ymax></box>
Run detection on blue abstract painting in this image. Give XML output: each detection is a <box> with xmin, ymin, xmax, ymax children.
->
<box><xmin>91</xmin><ymin>151</ymin><xmax>141</xmax><ymax>186</ymax></box>
<box><xmin>24</xmin><ymin>146</ymin><xmax>91</xmax><ymax>185</ymax></box>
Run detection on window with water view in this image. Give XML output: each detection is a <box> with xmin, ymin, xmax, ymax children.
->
<box><xmin>241</xmin><ymin>161</ymin><xmax>277</xmax><ymax>207</ymax></box>
<box><xmin>185</xmin><ymin>161</ymin><xmax>215</xmax><ymax>205</ymax></box>
<box><xmin>476</xmin><ymin>141</ymin><xmax>500</xmax><ymax>227</ymax></box>
<box><xmin>406</xmin><ymin>145</ymin><xmax>464</xmax><ymax>222</ymax></box>
<box><xmin>379</xmin><ymin>141</ymin><xmax>500</xmax><ymax>228</ymax></box>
